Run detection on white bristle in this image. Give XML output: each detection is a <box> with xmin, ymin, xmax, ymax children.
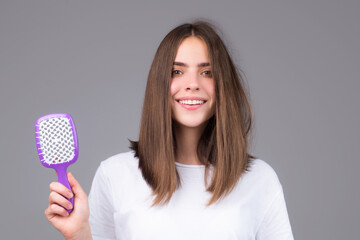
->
<box><xmin>38</xmin><ymin>117</ymin><xmax>75</xmax><ymax>165</ymax></box>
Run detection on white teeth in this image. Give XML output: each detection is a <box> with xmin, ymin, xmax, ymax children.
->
<box><xmin>179</xmin><ymin>100</ymin><xmax>205</xmax><ymax>105</ymax></box>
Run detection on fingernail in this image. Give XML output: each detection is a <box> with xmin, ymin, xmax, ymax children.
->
<box><xmin>67</xmin><ymin>191</ymin><xmax>73</xmax><ymax>198</ymax></box>
<box><xmin>68</xmin><ymin>203</ymin><xmax>73</xmax><ymax>209</ymax></box>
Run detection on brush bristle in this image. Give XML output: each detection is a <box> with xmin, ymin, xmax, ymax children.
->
<box><xmin>38</xmin><ymin>117</ymin><xmax>75</xmax><ymax>165</ymax></box>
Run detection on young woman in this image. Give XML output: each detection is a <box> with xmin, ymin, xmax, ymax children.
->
<box><xmin>45</xmin><ymin>22</ymin><xmax>294</xmax><ymax>240</ymax></box>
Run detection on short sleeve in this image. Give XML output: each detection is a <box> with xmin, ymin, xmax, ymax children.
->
<box><xmin>89</xmin><ymin>163</ymin><xmax>117</xmax><ymax>240</ymax></box>
<box><xmin>256</xmin><ymin>188</ymin><xmax>294</xmax><ymax>240</ymax></box>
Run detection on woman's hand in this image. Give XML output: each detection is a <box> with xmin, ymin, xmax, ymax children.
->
<box><xmin>45</xmin><ymin>172</ymin><xmax>92</xmax><ymax>240</ymax></box>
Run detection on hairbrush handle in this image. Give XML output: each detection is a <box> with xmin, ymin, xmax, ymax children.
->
<box><xmin>55</xmin><ymin>165</ymin><xmax>74</xmax><ymax>214</ymax></box>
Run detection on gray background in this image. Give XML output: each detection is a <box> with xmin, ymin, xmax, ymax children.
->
<box><xmin>1</xmin><ymin>0</ymin><xmax>359</xmax><ymax>239</ymax></box>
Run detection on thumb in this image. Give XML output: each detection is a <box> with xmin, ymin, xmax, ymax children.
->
<box><xmin>67</xmin><ymin>172</ymin><xmax>86</xmax><ymax>198</ymax></box>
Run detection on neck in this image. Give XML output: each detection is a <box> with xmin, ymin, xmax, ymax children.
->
<box><xmin>173</xmin><ymin>121</ymin><xmax>206</xmax><ymax>165</ymax></box>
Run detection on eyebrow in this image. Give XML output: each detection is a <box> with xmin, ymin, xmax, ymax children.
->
<box><xmin>173</xmin><ymin>62</ymin><xmax>210</xmax><ymax>68</ymax></box>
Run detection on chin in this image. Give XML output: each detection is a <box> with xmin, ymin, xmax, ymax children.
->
<box><xmin>174</xmin><ymin>117</ymin><xmax>211</xmax><ymax>129</ymax></box>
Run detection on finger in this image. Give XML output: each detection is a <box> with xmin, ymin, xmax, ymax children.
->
<box><xmin>49</xmin><ymin>182</ymin><xmax>74</xmax><ymax>199</ymax></box>
<box><xmin>44</xmin><ymin>206</ymin><xmax>55</xmax><ymax>220</ymax></box>
<box><xmin>49</xmin><ymin>191</ymin><xmax>73</xmax><ymax>210</ymax></box>
<box><xmin>67</xmin><ymin>172</ymin><xmax>86</xmax><ymax>199</ymax></box>
<box><xmin>46</xmin><ymin>204</ymin><xmax>70</xmax><ymax>218</ymax></box>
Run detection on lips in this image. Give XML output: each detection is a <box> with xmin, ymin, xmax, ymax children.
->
<box><xmin>178</xmin><ymin>99</ymin><xmax>205</xmax><ymax>105</ymax></box>
<box><xmin>175</xmin><ymin>97</ymin><xmax>207</xmax><ymax>110</ymax></box>
<box><xmin>176</xmin><ymin>97</ymin><xmax>207</xmax><ymax>103</ymax></box>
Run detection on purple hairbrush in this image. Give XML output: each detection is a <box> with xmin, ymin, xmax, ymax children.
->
<box><xmin>35</xmin><ymin>113</ymin><xmax>79</xmax><ymax>213</ymax></box>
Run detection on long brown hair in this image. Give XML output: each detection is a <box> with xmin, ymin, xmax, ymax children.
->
<box><xmin>130</xmin><ymin>21</ymin><xmax>253</xmax><ymax>206</ymax></box>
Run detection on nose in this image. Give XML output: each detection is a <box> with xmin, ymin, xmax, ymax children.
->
<box><xmin>186</xmin><ymin>72</ymin><xmax>200</xmax><ymax>91</ymax></box>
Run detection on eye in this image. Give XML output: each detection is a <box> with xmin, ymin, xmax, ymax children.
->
<box><xmin>172</xmin><ymin>69</ymin><xmax>182</xmax><ymax>76</ymax></box>
<box><xmin>201</xmin><ymin>70</ymin><xmax>212</xmax><ymax>77</ymax></box>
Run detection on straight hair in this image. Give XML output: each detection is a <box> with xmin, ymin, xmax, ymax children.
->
<box><xmin>130</xmin><ymin>21</ymin><xmax>253</xmax><ymax>206</ymax></box>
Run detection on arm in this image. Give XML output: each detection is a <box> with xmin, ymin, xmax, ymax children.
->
<box><xmin>88</xmin><ymin>162</ymin><xmax>117</xmax><ymax>239</ymax></box>
<box><xmin>45</xmin><ymin>172</ymin><xmax>92</xmax><ymax>240</ymax></box>
<box><xmin>255</xmin><ymin>189</ymin><xmax>294</xmax><ymax>240</ymax></box>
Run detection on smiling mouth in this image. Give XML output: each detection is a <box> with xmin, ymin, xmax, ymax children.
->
<box><xmin>176</xmin><ymin>99</ymin><xmax>207</xmax><ymax>105</ymax></box>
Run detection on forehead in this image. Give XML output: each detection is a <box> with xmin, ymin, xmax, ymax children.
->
<box><xmin>174</xmin><ymin>36</ymin><xmax>209</xmax><ymax>64</ymax></box>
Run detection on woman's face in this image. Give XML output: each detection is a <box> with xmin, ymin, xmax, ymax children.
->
<box><xmin>170</xmin><ymin>36</ymin><xmax>215</xmax><ymax>129</ymax></box>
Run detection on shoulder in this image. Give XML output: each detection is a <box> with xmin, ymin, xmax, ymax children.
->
<box><xmin>100</xmin><ymin>151</ymin><xmax>138</xmax><ymax>169</ymax></box>
<box><xmin>89</xmin><ymin>151</ymin><xmax>142</xmax><ymax>219</ymax></box>
<box><xmin>240</xmin><ymin>158</ymin><xmax>283</xmax><ymax>196</ymax></box>
<box><xmin>97</xmin><ymin>151</ymin><xmax>141</xmax><ymax>181</ymax></box>
<box><xmin>247</xmin><ymin>158</ymin><xmax>280</xmax><ymax>181</ymax></box>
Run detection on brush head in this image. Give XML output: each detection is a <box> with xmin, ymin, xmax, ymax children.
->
<box><xmin>35</xmin><ymin>113</ymin><xmax>79</xmax><ymax>168</ymax></box>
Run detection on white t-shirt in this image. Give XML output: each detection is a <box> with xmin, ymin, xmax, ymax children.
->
<box><xmin>89</xmin><ymin>151</ymin><xmax>294</xmax><ymax>240</ymax></box>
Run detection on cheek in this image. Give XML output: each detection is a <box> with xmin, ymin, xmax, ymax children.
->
<box><xmin>170</xmin><ymin>80</ymin><xmax>179</xmax><ymax>97</ymax></box>
<box><xmin>206</xmin><ymin>80</ymin><xmax>216</xmax><ymax>100</ymax></box>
